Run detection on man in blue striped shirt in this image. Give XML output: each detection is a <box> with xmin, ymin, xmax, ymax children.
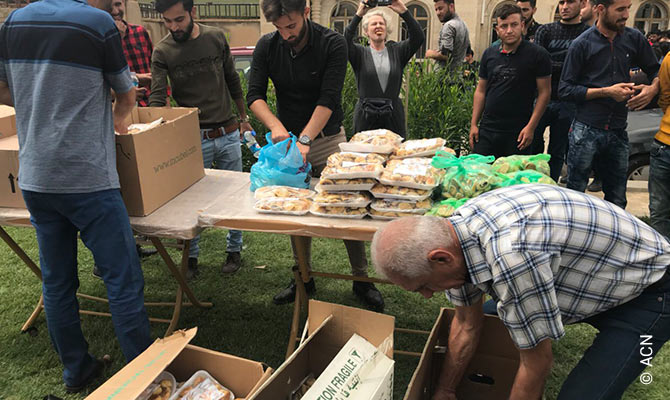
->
<box><xmin>372</xmin><ymin>185</ymin><xmax>670</xmax><ymax>399</ymax></box>
<box><xmin>0</xmin><ymin>0</ymin><xmax>151</xmax><ymax>392</ymax></box>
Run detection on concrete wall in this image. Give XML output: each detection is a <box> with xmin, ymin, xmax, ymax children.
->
<box><xmin>141</xmin><ymin>18</ymin><xmax>261</xmax><ymax>46</ymax></box>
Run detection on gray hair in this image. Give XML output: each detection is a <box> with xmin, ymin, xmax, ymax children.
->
<box><xmin>362</xmin><ymin>10</ymin><xmax>392</xmax><ymax>37</ymax></box>
<box><xmin>371</xmin><ymin>216</ymin><xmax>456</xmax><ymax>280</ymax></box>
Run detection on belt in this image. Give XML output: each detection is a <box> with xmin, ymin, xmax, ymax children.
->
<box><xmin>201</xmin><ymin>121</ymin><xmax>240</xmax><ymax>140</ymax></box>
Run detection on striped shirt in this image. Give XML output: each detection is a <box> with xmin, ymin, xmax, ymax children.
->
<box><xmin>0</xmin><ymin>0</ymin><xmax>132</xmax><ymax>193</ymax></box>
<box><xmin>447</xmin><ymin>185</ymin><xmax>670</xmax><ymax>349</ymax></box>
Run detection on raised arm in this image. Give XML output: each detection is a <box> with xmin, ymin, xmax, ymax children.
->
<box><xmin>344</xmin><ymin>2</ymin><xmax>367</xmax><ymax>70</ymax></box>
<box><xmin>394</xmin><ymin>0</ymin><xmax>425</xmax><ymax>65</ymax></box>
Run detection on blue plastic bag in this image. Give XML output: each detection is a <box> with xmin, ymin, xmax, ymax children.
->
<box><xmin>250</xmin><ymin>133</ymin><xmax>312</xmax><ymax>191</ymax></box>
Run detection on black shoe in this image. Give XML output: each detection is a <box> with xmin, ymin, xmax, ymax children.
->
<box><xmin>92</xmin><ymin>264</ymin><xmax>102</xmax><ymax>280</ymax></box>
<box><xmin>64</xmin><ymin>357</ymin><xmax>106</xmax><ymax>393</ymax></box>
<box><xmin>587</xmin><ymin>178</ymin><xmax>602</xmax><ymax>192</ymax></box>
<box><xmin>186</xmin><ymin>257</ymin><xmax>198</xmax><ymax>280</ymax></box>
<box><xmin>136</xmin><ymin>244</ymin><xmax>158</xmax><ymax>259</ymax></box>
<box><xmin>273</xmin><ymin>278</ymin><xmax>316</xmax><ymax>305</ymax></box>
<box><xmin>221</xmin><ymin>252</ymin><xmax>242</xmax><ymax>274</ymax></box>
<box><xmin>353</xmin><ymin>281</ymin><xmax>385</xmax><ymax>312</ymax></box>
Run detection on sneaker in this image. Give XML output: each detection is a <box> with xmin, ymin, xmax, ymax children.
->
<box><xmin>64</xmin><ymin>356</ymin><xmax>108</xmax><ymax>393</ymax></box>
<box><xmin>92</xmin><ymin>264</ymin><xmax>102</xmax><ymax>279</ymax></box>
<box><xmin>221</xmin><ymin>252</ymin><xmax>242</xmax><ymax>274</ymax></box>
<box><xmin>587</xmin><ymin>178</ymin><xmax>602</xmax><ymax>192</ymax></box>
<box><xmin>186</xmin><ymin>257</ymin><xmax>198</xmax><ymax>280</ymax></box>
<box><xmin>353</xmin><ymin>281</ymin><xmax>385</xmax><ymax>312</ymax></box>
<box><xmin>272</xmin><ymin>278</ymin><xmax>316</xmax><ymax>305</ymax></box>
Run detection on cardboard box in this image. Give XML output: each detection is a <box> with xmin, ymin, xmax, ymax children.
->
<box><xmin>86</xmin><ymin>327</ymin><xmax>272</xmax><ymax>400</ymax></box>
<box><xmin>117</xmin><ymin>107</ymin><xmax>204</xmax><ymax>216</ymax></box>
<box><xmin>404</xmin><ymin>308</ymin><xmax>520</xmax><ymax>400</ymax></box>
<box><xmin>249</xmin><ymin>300</ymin><xmax>395</xmax><ymax>400</ymax></box>
<box><xmin>0</xmin><ymin>106</ymin><xmax>24</xmax><ymax>208</ymax></box>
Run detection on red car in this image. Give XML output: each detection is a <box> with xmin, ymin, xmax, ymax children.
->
<box><xmin>230</xmin><ymin>46</ymin><xmax>254</xmax><ymax>79</ymax></box>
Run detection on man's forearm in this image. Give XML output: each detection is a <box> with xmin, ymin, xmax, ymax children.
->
<box><xmin>528</xmin><ymin>89</ymin><xmax>550</xmax><ymax>131</ymax></box>
<box><xmin>301</xmin><ymin>105</ymin><xmax>333</xmax><ymax>139</ymax></box>
<box><xmin>434</xmin><ymin>311</ymin><xmax>482</xmax><ymax>395</ymax></box>
<box><xmin>585</xmin><ymin>86</ymin><xmax>610</xmax><ymax>100</ymax></box>
<box><xmin>470</xmin><ymin>87</ymin><xmax>485</xmax><ymax>127</ymax></box>
<box><xmin>114</xmin><ymin>89</ymin><xmax>135</xmax><ymax>123</ymax></box>
<box><xmin>249</xmin><ymin>99</ymin><xmax>285</xmax><ymax>132</ymax></box>
<box><xmin>234</xmin><ymin>98</ymin><xmax>248</xmax><ymax>120</ymax></box>
<box><xmin>509</xmin><ymin>339</ymin><xmax>553</xmax><ymax>400</ymax></box>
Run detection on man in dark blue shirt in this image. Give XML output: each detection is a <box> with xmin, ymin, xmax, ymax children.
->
<box><xmin>559</xmin><ymin>0</ymin><xmax>659</xmax><ymax>209</ymax></box>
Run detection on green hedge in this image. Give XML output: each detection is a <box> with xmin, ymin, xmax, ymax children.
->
<box><xmin>240</xmin><ymin>62</ymin><xmax>475</xmax><ymax>171</ymax></box>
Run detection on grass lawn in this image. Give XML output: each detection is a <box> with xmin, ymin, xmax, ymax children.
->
<box><xmin>0</xmin><ymin>226</ymin><xmax>668</xmax><ymax>399</ymax></box>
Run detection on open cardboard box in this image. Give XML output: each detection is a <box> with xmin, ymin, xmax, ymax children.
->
<box><xmin>249</xmin><ymin>300</ymin><xmax>395</xmax><ymax>400</ymax></box>
<box><xmin>117</xmin><ymin>107</ymin><xmax>204</xmax><ymax>216</ymax></box>
<box><xmin>86</xmin><ymin>327</ymin><xmax>272</xmax><ymax>400</ymax></box>
<box><xmin>0</xmin><ymin>106</ymin><xmax>24</xmax><ymax>208</ymax></box>
<box><xmin>404</xmin><ymin>308</ymin><xmax>520</xmax><ymax>400</ymax></box>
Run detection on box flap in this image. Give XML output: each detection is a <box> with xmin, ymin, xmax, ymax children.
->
<box><xmin>86</xmin><ymin>328</ymin><xmax>197</xmax><ymax>400</ymax></box>
<box><xmin>0</xmin><ymin>106</ymin><xmax>16</xmax><ymax>139</ymax></box>
<box><xmin>308</xmin><ymin>300</ymin><xmax>395</xmax><ymax>359</ymax></box>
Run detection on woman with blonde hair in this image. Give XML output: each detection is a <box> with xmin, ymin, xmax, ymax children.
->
<box><xmin>344</xmin><ymin>0</ymin><xmax>424</xmax><ymax>137</ymax></box>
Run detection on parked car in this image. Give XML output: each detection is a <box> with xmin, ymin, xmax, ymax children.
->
<box><xmin>627</xmin><ymin>108</ymin><xmax>663</xmax><ymax>180</ymax></box>
<box><xmin>231</xmin><ymin>46</ymin><xmax>254</xmax><ymax>79</ymax></box>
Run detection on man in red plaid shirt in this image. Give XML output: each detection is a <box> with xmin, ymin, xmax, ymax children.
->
<box><xmin>111</xmin><ymin>0</ymin><xmax>153</xmax><ymax>106</ymax></box>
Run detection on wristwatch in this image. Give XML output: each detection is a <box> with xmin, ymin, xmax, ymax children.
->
<box><xmin>298</xmin><ymin>135</ymin><xmax>312</xmax><ymax>146</ymax></box>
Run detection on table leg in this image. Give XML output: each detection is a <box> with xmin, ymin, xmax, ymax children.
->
<box><xmin>21</xmin><ymin>294</ymin><xmax>44</xmax><ymax>333</ymax></box>
<box><xmin>286</xmin><ymin>268</ymin><xmax>303</xmax><ymax>360</ymax></box>
<box><xmin>292</xmin><ymin>235</ymin><xmax>310</xmax><ymax>314</ymax></box>
<box><xmin>0</xmin><ymin>226</ymin><xmax>42</xmax><ymax>280</ymax></box>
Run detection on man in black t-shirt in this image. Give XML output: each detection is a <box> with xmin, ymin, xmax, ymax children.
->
<box><xmin>530</xmin><ymin>0</ymin><xmax>589</xmax><ymax>181</ymax></box>
<box><xmin>470</xmin><ymin>3</ymin><xmax>551</xmax><ymax>159</ymax></box>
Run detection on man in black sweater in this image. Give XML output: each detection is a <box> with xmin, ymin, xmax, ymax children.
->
<box><xmin>530</xmin><ymin>0</ymin><xmax>589</xmax><ymax>181</ymax></box>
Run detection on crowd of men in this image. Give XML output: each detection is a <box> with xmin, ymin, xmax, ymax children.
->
<box><xmin>0</xmin><ymin>0</ymin><xmax>669</xmax><ymax>397</ymax></box>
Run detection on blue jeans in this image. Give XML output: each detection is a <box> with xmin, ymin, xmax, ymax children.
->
<box><xmin>22</xmin><ymin>189</ymin><xmax>151</xmax><ymax>387</ymax></box>
<box><xmin>649</xmin><ymin>140</ymin><xmax>670</xmax><ymax>240</ymax></box>
<box><xmin>530</xmin><ymin>101</ymin><xmax>575</xmax><ymax>181</ymax></box>
<box><xmin>567</xmin><ymin>120</ymin><xmax>629</xmax><ymax>209</ymax></box>
<box><xmin>189</xmin><ymin>129</ymin><xmax>243</xmax><ymax>258</ymax></box>
<box><xmin>558</xmin><ymin>276</ymin><xmax>670</xmax><ymax>399</ymax></box>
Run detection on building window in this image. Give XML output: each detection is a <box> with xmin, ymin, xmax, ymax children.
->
<box><xmin>400</xmin><ymin>3</ymin><xmax>430</xmax><ymax>58</ymax></box>
<box><xmin>331</xmin><ymin>2</ymin><xmax>358</xmax><ymax>35</ymax></box>
<box><xmin>491</xmin><ymin>0</ymin><xmax>516</xmax><ymax>44</ymax></box>
<box><xmin>634</xmin><ymin>1</ymin><xmax>668</xmax><ymax>34</ymax></box>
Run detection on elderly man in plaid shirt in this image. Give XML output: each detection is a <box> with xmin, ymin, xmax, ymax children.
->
<box><xmin>110</xmin><ymin>0</ymin><xmax>153</xmax><ymax>106</ymax></box>
<box><xmin>372</xmin><ymin>185</ymin><xmax>670</xmax><ymax>400</ymax></box>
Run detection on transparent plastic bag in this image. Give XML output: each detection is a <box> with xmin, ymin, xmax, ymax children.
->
<box><xmin>495</xmin><ymin>170</ymin><xmax>557</xmax><ymax>188</ymax></box>
<box><xmin>491</xmin><ymin>154</ymin><xmax>551</xmax><ymax>176</ymax></box>
<box><xmin>433</xmin><ymin>153</ymin><xmax>500</xmax><ymax>199</ymax></box>
<box><xmin>426</xmin><ymin>198</ymin><xmax>470</xmax><ymax>217</ymax></box>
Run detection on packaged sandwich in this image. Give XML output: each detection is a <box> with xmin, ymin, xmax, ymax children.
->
<box><xmin>316</xmin><ymin>177</ymin><xmax>377</xmax><ymax>192</ymax></box>
<box><xmin>171</xmin><ymin>370</ymin><xmax>234</xmax><ymax>400</ymax></box>
<box><xmin>310</xmin><ymin>205</ymin><xmax>368</xmax><ymax>219</ymax></box>
<box><xmin>378</xmin><ymin>158</ymin><xmax>445</xmax><ymax>190</ymax></box>
<box><xmin>136</xmin><ymin>371</ymin><xmax>176</xmax><ymax>400</ymax></box>
<box><xmin>491</xmin><ymin>154</ymin><xmax>551</xmax><ymax>176</ymax></box>
<box><xmin>327</xmin><ymin>152</ymin><xmax>387</xmax><ymax>166</ymax></box>
<box><xmin>370</xmin><ymin>183</ymin><xmax>432</xmax><ymax>201</ymax></box>
<box><xmin>339</xmin><ymin>129</ymin><xmax>403</xmax><ymax>154</ymax></box>
<box><xmin>313</xmin><ymin>191</ymin><xmax>372</xmax><ymax>207</ymax></box>
<box><xmin>320</xmin><ymin>162</ymin><xmax>383</xmax><ymax>179</ymax></box>
<box><xmin>254</xmin><ymin>197</ymin><xmax>312</xmax><ymax>215</ymax></box>
<box><xmin>426</xmin><ymin>198</ymin><xmax>470</xmax><ymax>218</ymax></box>
<box><xmin>254</xmin><ymin>185</ymin><xmax>315</xmax><ymax>200</ymax></box>
<box><xmin>370</xmin><ymin>198</ymin><xmax>432</xmax><ymax>214</ymax></box>
<box><xmin>392</xmin><ymin>138</ymin><xmax>452</xmax><ymax>159</ymax></box>
<box><xmin>368</xmin><ymin>208</ymin><xmax>422</xmax><ymax>220</ymax></box>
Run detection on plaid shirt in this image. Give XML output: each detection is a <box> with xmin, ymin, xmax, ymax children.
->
<box><xmin>447</xmin><ymin>185</ymin><xmax>670</xmax><ymax>349</ymax></box>
<box><xmin>121</xmin><ymin>21</ymin><xmax>152</xmax><ymax>106</ymax></box>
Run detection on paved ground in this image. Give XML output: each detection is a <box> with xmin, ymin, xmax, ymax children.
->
<box><xmin>586</xmin><ymin>180</ymin><xmax>650</xmax><ymax>217</ymax></box>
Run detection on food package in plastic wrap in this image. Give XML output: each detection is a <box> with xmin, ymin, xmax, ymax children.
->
<box><xmin>320</xmin><ymin>161</ymin><xmax>384</xmax><ymax>179</ymax></box>
<box><xmin>391</xmin><ymin>138</ymin><xmax>453</xmax><ymax>159</ymax></box>
<box><xmin>313</xmin><ymin>191</ymin><xmax>372</xmax><ymax>207</ymax></box>
<box><xmin>339</xmin><ymin>129</ymin><xmax>403</xmax><ymax>154</ymax></box>
<box><xmin>426</xmin><ymin>198</ymin><xmax>470</xmax><ymax>217</ymax></box>
<box><xmin>316</xmin><ymin>177</ymin><xmax>377</xmax><ymax>192</ymax></box>
<box><xmin>369</xmin><ymin>209</ymin><xmax>423</xmax><ymax>220</ymax></box>
<box><xmin>136</xmin><ymin>371</ymin><xmax>176</xmax><ymax>400</ymax></box>
<box><xmin>327</xmin><ymin>151</ymin><xmax>387</xmax><ymax>166</ymax></box>
<box><xmin>370</xmin><ymin>198</ymin><xmax>432</xmax><ymax>214</ymax></box>
<box><xmin>432</xmin><ymin>152</ymin><xmax>499</xmax><ymax>199</ymax></box>
<box><xmin>310</xmin><ymin>205</ymin><xmax>368</xmax><ymax>219</ymax></box>
<box><xmin>495</xmin><ymin>170</ymin><xmax>557</xmax><ymax>188</ymax></box>
<box><xmin>491</xmin><ymin>154</ymin><xmax>551</xmax><ymax>176</ymax></box>
<box><xmin>370</xmin><ymin>183</ymin><xmax>432</xmax><ymax>201</ymax></box>
<box><xmin>171</xmin><ymin>370</ymin><xmax>234</xmax><ymax>400</ymax></box>
<box><xmin>253</xmin><ymin>197</ymin><xmax>312</xmax><ymax>215</ymax></box>
<box><xmin>254</xmin><ymin>185</ymin><xmax>315</xmax><ymax>200</ymax></box>
<box><xmin>379</xmin><ymin>158</ymin><xmax>445</xmax><ymax>190</ymax></box>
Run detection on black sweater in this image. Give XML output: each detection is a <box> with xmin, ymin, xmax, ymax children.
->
<box><xmin>344</xmin><ymin>11</ymin><xmax>424</xmax><ymax>137</ymax></box>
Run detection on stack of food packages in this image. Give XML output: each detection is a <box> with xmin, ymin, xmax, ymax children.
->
<box><xmin>427</xmin><ymin>151</ymin><xmax>557</xmax><ymax>218</ymax></box>
<box><xmin>135</xmin><ymin>370</ymin><xmax>234</xmax><ymax>400</ymax></box>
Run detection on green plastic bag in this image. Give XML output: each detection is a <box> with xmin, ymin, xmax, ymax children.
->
<box><xmin>435</xmin><ymin>155</ymin><xmax>499</xmax><ymax>199</ymax></box>
<box><xmin>491</xmin><ymin>154</ymin><xmax>551</xmax><ymax>176</ymax></box>
<box><xmin>431</xmin><ymin>151</ymin><xmax>494</xmax><ymax>170</ymax></box>
<box><xmin>495</xmin><ymin>170</ymin><xmax>557</xmax><ymax>188</ymax></box>
<box><xmin>426</xmin><ymin>198</ymin><xmax>470</xmax><ymax>217</ymax></box>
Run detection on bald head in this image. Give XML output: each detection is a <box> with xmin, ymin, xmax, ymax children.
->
<box><xmin>371</xmin><ymin>216</ymin><xmax>457</xmax><ymax>281</ymax></box>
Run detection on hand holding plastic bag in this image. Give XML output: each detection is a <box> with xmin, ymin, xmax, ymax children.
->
<box><xmin>250</xmin><ymin>133</ymin><xmax>312</xmax><ymax>191</ymax></box>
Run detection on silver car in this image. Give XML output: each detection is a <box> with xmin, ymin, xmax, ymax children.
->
<box><xmin>627</xmin><ymin>108</ymin><xmax>663</xmax><ymax>180</ymax></box>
